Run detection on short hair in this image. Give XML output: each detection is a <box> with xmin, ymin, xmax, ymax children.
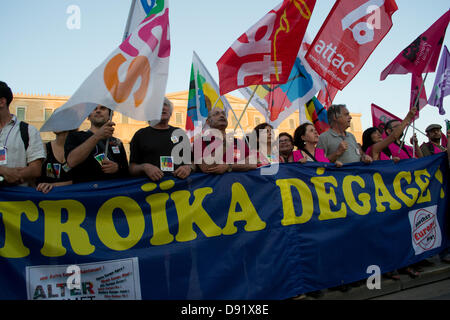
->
<box><xmin>385</xmin><ymin>119</ymin><xmax>400</xmax><ymax>132</ymax></box>
<box><xmin>0</xmin><ymin>81</ymin><xmax>13</xmax><ymax>107</ymax></box>
<box><xmin>278</xmin><ymin>132</ymin><xmax>294</xmax><ymax>144</ymax></box>
<box><xmin>293</xmin><ymin>122</ymin><xmax>314</xmax><ymax>149</ymax></box>
<box><xmin>163</xmin><ymin>97</ymin><xmax>173</xmax><ymax>114</ymax></box>
<box><xmin>327</xmin><ymin>104</ymin><xmax>347</xmax><ymax>125</ymax></box>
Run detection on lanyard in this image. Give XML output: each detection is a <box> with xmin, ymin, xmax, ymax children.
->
<box><xmin>1</xmin><ymin>121</ymin><xmax>16</xmax><ymax>149</ymax></box>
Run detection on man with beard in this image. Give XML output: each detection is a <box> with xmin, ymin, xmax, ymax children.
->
<box><xmin>65</xmin><ymin>105</ymin><xmax>129</xmax><ymax>183</ymax></box>
<box><xmin>420</xmin><ymin>124</ymin><xmax>447</xmax><ymax>157</ymax></box>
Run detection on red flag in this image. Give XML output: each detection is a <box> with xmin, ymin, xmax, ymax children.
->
<box><xmin>410</xmin><ymin>74</ymin><xmax>428</xmax><ymax>120</ymax></box>
<box><xmin>371</xmin><ymin>103</ymin><xmax>401</xmax><ymax>133</ymax></box>
<box><xmin>306</xmin><ymin>0</ymin><xmax>398</xmax><ymax>90</ymax></box>
<box><xmin>317</xmin><ymin>81</ymin><xmax>339</xmax><ymax>108</ymax></box>
<box><xmin>217</xmin><ymin>0</ymin><xmax>316</xmax><ymax>95</ymax></box>
<box><xmin>380</xmin><ymin>10</ymin><xmax>450</xmax><ymax>80</ymax></box>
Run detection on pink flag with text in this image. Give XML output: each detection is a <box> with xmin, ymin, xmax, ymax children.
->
<box><xmin>380</xmin><ymin>10</ymin><xmax>450</xmax><ymax>80</ymax></box>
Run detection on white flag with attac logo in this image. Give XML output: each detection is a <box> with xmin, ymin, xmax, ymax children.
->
<box><xmin>41</xmin><ymin>0</ymin><xmax>170</xmax><ymax>132</ymax></box>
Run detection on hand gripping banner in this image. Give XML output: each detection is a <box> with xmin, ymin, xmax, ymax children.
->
<box><xmin>0</xmin><ymin>153</ymin><xmax>448</xmax><ymax>299</ymax></box>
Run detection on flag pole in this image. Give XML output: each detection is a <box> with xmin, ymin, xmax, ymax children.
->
<box><xmin>214</xmin><ymin>96</ymin><xmax>250</xmax><ymax>147</ymax></box>
<box><xmin>234</xmin><ymin>85</ymin><xmax>259</xmax><ymax>131</ymax></box>
<box><xmin>123</xmin><ymin>0</ymin><xmax>138</xmax><ymax>41</ymax></box>
<box><xmin>397</xmin><ymin>71</ymin><xmax>429</xmax><ymax>157</ymax></box>
<box><xmin>105</xmin><ymin>0</ymin><xmax>138</xmax><ymax>159</ymax></box>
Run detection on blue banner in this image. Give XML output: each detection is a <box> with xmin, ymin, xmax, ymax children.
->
<box><xmin>0</xmin><ymin>153</ymin><xmax>448</xmax><ymax>300</ymax></box>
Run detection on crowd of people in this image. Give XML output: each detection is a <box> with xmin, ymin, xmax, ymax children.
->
<box><xmin>1</xmin><ymin>81</ymin><xmax>449</xmax><ymax>295</ymax></box>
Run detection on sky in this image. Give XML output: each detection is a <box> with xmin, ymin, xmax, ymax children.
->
<box><xmin>1</xmin><ymin>0</ymin><xmax>449</xmax><ymax>144</ymax></box>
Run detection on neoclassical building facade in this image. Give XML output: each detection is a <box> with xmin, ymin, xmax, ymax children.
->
<box><xmin>10</xmin><ymin>91</ymin><xmax>363</xmax><ymax>153</ymax></box>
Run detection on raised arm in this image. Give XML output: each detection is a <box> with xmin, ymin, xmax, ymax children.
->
<box><xmin>371</xmin><ymin>107</ymin><xmax>417</xmax><ymax>158</ymax></box>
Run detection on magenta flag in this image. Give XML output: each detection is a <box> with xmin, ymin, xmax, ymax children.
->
<box><xmin>380</xmin><ymin>10</ymin><xmax>450</xmax><ymax>80</ymax></box>
<box><xmin>371</xmin><ymin>103</ymin><xmax>401</xmax><ymax>131</ymax></box>
<box><xmin>428</xmin><ymin>45</ymin><xmax>450</xmax><ymax>115</ymax></box>
<box><xmin>410</xmin><ymin>74</ymin><xmax>428</xmax><ymax>119</ymax></box>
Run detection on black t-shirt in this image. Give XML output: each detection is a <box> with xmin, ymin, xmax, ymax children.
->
<box><xmin>130</xmin><ymin>126</ymin><xmax>189</xmax><ymax>172</ymax></box>
<box><xmin>64</xmin><ymin>130</ymin><xmax>129</xmax><ymax>184</ymax></box>
<box><xmin>37</xmin><ymin>142</ymin><xmax>73</xmax><ymax>184</ymax></box>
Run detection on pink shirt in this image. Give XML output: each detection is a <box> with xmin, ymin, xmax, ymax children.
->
<box><xmin>293</xmin><ymin>148</ymin><xmax>330</xmax><ymax>163</ymax></box>
<box><xmin>366</xmin><ymin>146</ymin><xmax>390</xmax><ymax>161</ymax></box>
<box><xmin>388</xmin><ymin>143</ymin><xmax>416</xmax><ymax>159</ymax></box>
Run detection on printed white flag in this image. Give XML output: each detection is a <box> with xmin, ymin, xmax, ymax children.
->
<box><xmin>41</xmin><ymin>0</ymin><xmax>170</xmax><ymax>132</ymax></box>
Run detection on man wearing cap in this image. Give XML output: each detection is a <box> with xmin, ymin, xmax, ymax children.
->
<box><xmin>420</xmin><ymin>124</ymin><xmax>447</xmax><ymax>157</ymax></box>
<box><xmin>0</xmin><ymin>81</ymin><xmax>46</xmax><ymax>186</ymax></box>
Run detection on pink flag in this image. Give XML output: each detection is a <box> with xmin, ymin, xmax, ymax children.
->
<box><xmin>380</xmin><ymin>10</ymin><xmax>450</xmax><ymax>80</ymax></box>
<box><xmin>410</xmin><ymin>74</ymin><xmax>428</xmax><ymax>119</ymax></box>
<box><xmin>371</xmin><ymin>103</ymin><xmax>401</xmax><ymax>134</ymax></box>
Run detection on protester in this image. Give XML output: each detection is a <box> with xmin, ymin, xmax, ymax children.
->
<box><xmin>420</xmin><ymin>124</ymin><xmax>447</xmax><ymax>156</ymax></box>
<box><xmin>65</xmin><ymin>105</ymin><xmax>129</xmax><ymax>183</ymax></box>
<box><xmin>384</xmin><ymin>119</ymin><xmax>423</xmax><ymax>159</ymax></box>
<box><xmin>317</xmin><ymin>104</ymin><xmax>372</xmax><ymax>164</ymax></box>
<box><xmin>129</xmin><ymin>97</ymin><xmax>193</xmax><ymax>181</ymax></box>
<box><xmin>278</xmin><ymin>132</ymin><xmax>295</xmax><ymax>163</ymax></box>
<box><xmin>198</xmin><ymin>107</ymin><xmax>256</xmax><ymax>174</ymax></box>
<box><xmin>36</xmin><ymin>130</ymin><xmax>75</xmax><ymax>194</ymax></box>
<box><xmin>293</xmin><ymin>122</ymin><xmax>342</xmax><ymax>167</ymax></box>
<box><xmin>252</xmin><ymin>122</ymin><xmax>281</xmax><ymax>167</ymax></box>
<box><xmin>362</xmin><ymin>107</ymin><xmax>417</xmax><ymax>161</ymax></box>
<box><xmin>0</xmin><ymin>81</ymin><xmax>45</xmax><ymax>186</ymax></box>
<box><xmin>441</xmin><ymin>125</ymin><xmax>450</xmax><ymax>264</ymax></box>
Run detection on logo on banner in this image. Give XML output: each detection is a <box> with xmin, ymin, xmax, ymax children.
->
<box><xmin>408</xmin><ymin>206</ymin><xmax>442</xmax><ymax>255</ymax></box>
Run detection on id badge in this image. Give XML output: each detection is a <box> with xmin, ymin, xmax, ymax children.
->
<box><xmin>111</xmin><ymin>146</ymin><xmax>120</xmax><ymax>154</ymax></box>
<box><xmin>53</xmin><ymin>163</ymin><xmax>61</xmax><ymax>179</ymax></box>
<box><xmin>171</xmin><ymin>135</ymin><xmax>179</xmax><ymax>144</ymax></box>
<box><xmin>0</xmin><ymin>147</ymin><xmax>7</xmax><ymax>165</ymax></box>
<box><xmin>94</xmin><ymin>153</ymin><xmax>105</xmax><ymax>166</ymax></box>
<box><xmin>160</xmin><ymin>156</ymin><xmax>174</xmax><ymax>172</ymax></box>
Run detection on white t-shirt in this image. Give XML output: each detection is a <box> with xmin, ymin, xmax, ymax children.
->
<box><xmin>0</xmin><ymin>115</ymin><xmax>46</xmax><ymax>185</ymax></box>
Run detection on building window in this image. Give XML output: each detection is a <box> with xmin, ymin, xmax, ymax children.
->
<box><xmin>289</xmin><ymin>119</ymin><xmax>295</xmax><ymax>129</ymax></box>
<box><xmin>175</xmin><ymin>112</ymin><xmax>182</xmax><ymax>125</ymax></box>
<box><xmin>254</xmin><ymin>116</ymin><xmax>261</xmax><ymax>126</ymax></box>
<box><xmin>122</xmin><ymin>115</ymin><xmax>129</xmax><ymax>124</ymax></box>
<box><xmin>16</xmin><ymin>107</ymin><xmax>26</xmax><ymax>121</ymax></box>
<box><xmin>44</xmin><ymin>108</ymin><xmax>53</xmax><ymax>121</ymax></box>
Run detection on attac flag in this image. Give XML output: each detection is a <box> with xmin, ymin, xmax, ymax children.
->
<box><xmin>217</xmin><ymin>0</ymin><xmax>317</xmax><ymax>95</ymax></box>
<box><xmin>428</xmin><ymin>45</ymin><xmax>450</xmax><ymax>115</ymax></box>
<box><xmin>371</xmin><ymin>103</ymin><xmax>401</xmax><ymax>133</ymax></box>
<box><xmin>306</xmin><ymin>0</ymin><xmax>398</xmax><ymax>90</ymax></box>
<box><xmin>305</xmin><ymin>96</ymin><xmax>329</xmax><ymax>134</ymax></box>
<box><xmin>186</xmin><ymin>51</ymin><xmax>231</xmax><ymax>141</ymax></box>
<box><xmin>239</xmin><ymin>42</ymin><xmax>323</xmax><ymax>129</ymax></box>
<box><xmin>381</xmin><ymin>10</ymin><xmax>450</xmax><ymax>80</ymax></box>
<box><xmin>410</xmin><ymin>74</ymin><xmax>428</xmax><ymax>119</ymax></box>
<box><xmin>41</xmin><ymin>0</ymin><xmax>170</xmax><ymax>132</ymax></box>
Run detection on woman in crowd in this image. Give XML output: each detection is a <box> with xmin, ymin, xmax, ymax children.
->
<box><xmin>36</xmin><ymin>130</ymin><xmax>74</xmax><ymax>194</ymax></box>
<box><xmin>278</xmin><ymin>132</ymin><xmax>295</xmax><ymax>163</ymax></box>
<box><xmin>362</xmin><ymin>107</ymin><xmax>418</xmax><ymax>162</ymax></box>
<box><xmin>252</xmin><ymin>123</ymin><xmax>282</xmax><ymax>167</ymax></box>
<box><xmin>293</xmin><ymin>123</ymin><xmax>342</xmax><ymax>166</ymax></box>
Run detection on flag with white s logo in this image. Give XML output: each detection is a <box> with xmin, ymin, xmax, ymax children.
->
<box><xmin>306</xmin><ymin>0</ymin><xmax>398</xmax><ymax>90</ymax></box>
